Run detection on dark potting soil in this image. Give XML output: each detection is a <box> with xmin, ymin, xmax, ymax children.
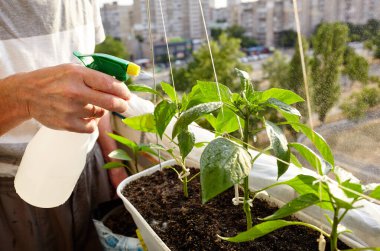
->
<box><xmin>122</xmin><ymin>167</ymin><xmax>350</xmax><ymax>251</ymax></box>
<box><xmin>103</xmin><ymin>206</ymin><xmax>138</xmax><ymax>238</ymax></box>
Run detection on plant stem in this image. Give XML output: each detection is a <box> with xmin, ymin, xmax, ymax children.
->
<box><xmin>182</xmin><ymin>161</ymin><xmax>189</xmax><ymax>198</ymax></box>
<box><xmin>134</xmin><ymin>153</ymin><xmax>139</xmax><ymax>174</ymax></box>
<box><xmin>243</xmin><ymin>177</ymin><xmax>252</xmax><ymax>230</ymax></box>
<box><xmin>183</xmin><ymin>176</ymin><xmax>189</xmax><ymax>198</ymax></box>
<box><xmin>243</xmin><ymin>115</ymin><xmax>252</xmax><ymax>230</ymax></box>
<box><xmin>330</xmin><ymin>208</ymin><xmax>339</xmax><ymax>251</ymax></box>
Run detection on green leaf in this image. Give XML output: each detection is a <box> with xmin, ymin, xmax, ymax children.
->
<box><xmin>235</xmin><ymin>68</ymin><xmax>251</xmax><ymax>81</ymax></box>
<box><xmin>154</xmin><ymin>100</ymin><xmax>177</xmax><ymax>138</ymax></box>
<box><xmin>235</xmin><ymin>68</ymin><xmax>255</xmax><ymax>100</ymax></box>
<box><xmin>334</xmin><ymin>197</ymin><xmax>355</xmax><ymax>210</ymax></box>
<box><xmin>138</xmin><ymin>144</ymin><xmax>161</xmax><ymax>158</ymax></box>
<box><xmin>103</xmin><ymin>161</ymin><xmax>128</xmax><ymax>169</ymax></box>
<box><xmin>278</xmin><ymin>175</ymin><xmax>333</xmax><ymax>211</ymax></box>
<box><xmin>197</xmin><ymin>81</ymin><xmax>232</xmax><ymax>103</ymax></box>
<box><xmin>108</xmin><ymin>149</ymin><xmax>132</xmax><ymax>161</ymax></box>
<box><xmin>220</xmin><ymin>220</ymin><xmax>318</xmax><ymax>242</ymax></box>
<box><xmin>213</xmin><ymin>107</ymin><xmax>244</xmax><ymax>134</ymax></box>
<box><xmin>180</xmin><ymin>93</ymin><xmax>189</xmax><ymax>112</ymax></box>
<box><xmin>148</xmin><ymin>143</ymin><xmax>167</xmax><ymax>152</ymax></box>
<box><xmin>172</xmin><ymin>102</ymin><xmax>223</xmax><ymax>138</ymax></box>
<box><xmin>184</xmin><ymin>84</ymin><xmax>207</xmax><ymax>109</ymax></box>
<box><xmin>178</xmin><ymin>130</ymin><xmax>195</xmax><ymax>160</ymax></box>
<box><xmin>204</xmin><ymin>114</ymin><xmax>218</xmax><ymax>129</ymax></box>
<box><xmin>200</xmin><ymin>138</ymin><xmax>251</xmax><ymax>203</ymax></box>
<box><xmin>292</xmin><ymin>123</ymin><xmax>334</xmax><ymax>166</ymax></box>
<box><xmin>261</xmin><ymin>88</ymin><xmax>304</xmax><ymax>104</ymax></box>
<box><xmin>369</xmin><ymin>185</ymin><xmax>380</xmax><ymax>200</ymax></box>
<box><xmin>107</xmin><ymin>133</ymin><xmax>138</xmax><ymax>150</ymax></box>
<box><xmin>280</xmin><ymin>110</ymin><xmax>301</xmax><ymax>124</ymax></box>
<box><xmin>128</xmin><ymin>84</ymin><xmax>161</xmax><ymax>97</ymax></box>
<box><xmin>160</xmin><ymin>82</ymin><xmax>177</xmax><ymax>102</ymax></box>
<box><xmin>289</xmin><ymin>143</ymin><xmax>324</xmax><ymax>175</ymax></box>
<box><xmin>265</xmin><ymin>121</ymin><xmax>290</xmax><ymax>179</ymax></box>
<box><xmin>123</xmin><ymin>113</ymin><xmax>156</xmax><ymax>133</ymax></box>
<box><xmin>262</xmin><ymin>193</ymin><xmax>320</xmax><ymax>221</ymax></box>
<box><xmin>267</xmin><ymin>98</ymin><xmax>301</xmax><ymax>116</ymax></box>
<box><xmin>341</xmin><ymin>180</ymin><xmax>363</xmax><ymax>199</ymax></box>
<box><xmin>290</xmin><ymin>153</ymin><xmax>302</xmax><ymax>168</ymax></box>
<box><xmin>194</xmin><ymin>142</ymin><xmax>207</xmax><ymax>148</ymax></box>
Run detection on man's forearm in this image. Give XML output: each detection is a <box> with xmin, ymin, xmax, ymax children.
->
<box><xmin>0</xmin><ymin>74</ymin><xmax>30</xmax><ymax>135</ymax></box>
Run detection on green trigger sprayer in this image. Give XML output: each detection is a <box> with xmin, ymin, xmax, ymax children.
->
<box><xmin>73</xmin><ymin>51</ymin><xmax>141</xmax><ymax>81</ymax></box>
<box><xmin>73</xmin><ymin>51</ymin><xmax>142</xmax><ymax>120</ymax></box>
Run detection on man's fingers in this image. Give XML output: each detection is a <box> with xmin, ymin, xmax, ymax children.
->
<box><xmin>69</xmin><ymin>118</ymin><xmax>97</xmax><ymax>134</ymax></box>
<box><xmin>81</xmin><ymin>67</ymin><xmax>131</xmax><ymax>100</ymax></box>
<box><xmin>82</xmin><ymin>87</ymin><xmax>128</xmax><ymax>113</ymax></box>
<box><xmin>82</xmin><ymin>104</ymin><xmax>105</xmax><ymax>118</ymax></box>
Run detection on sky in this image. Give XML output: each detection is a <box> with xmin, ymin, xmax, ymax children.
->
<box><xmin>100</xmin><ymin>0</ymin><xmax>228</xmax><ymax>8</ymax></box>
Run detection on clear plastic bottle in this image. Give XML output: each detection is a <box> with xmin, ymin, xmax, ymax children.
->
<box><xmin>14</xmin><ymin>126</ymin><xmax>98</xmax><ymax>208</ymax></box>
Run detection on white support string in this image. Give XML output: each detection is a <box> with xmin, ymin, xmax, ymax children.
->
<box><xmin>197</xmin><ymin>0</ymin><xmax>226</xmax><ymax>117</ymax></box>
<box><xmin>157</xmin><ymin>0</ymin><xmax>178</xmax><ymax>105</ymax></box>
<box><xmin>292</xmin><ymin>2</ymin><xmax>324</xmax><ymax>249</ymax></box>
<box><xmin>145</xmin><ymin>0</ymin><xmax>162</xmax><ymax>168</ymax></box>
<box><xmin>292</xmin><ymin>0</ymin><xmax>314</xmax><ymax>130</ymax></box>
<box><xmin>197</xmin><ymin>0</ymin><xmax>219</xmax><ymax>86</ymax></box>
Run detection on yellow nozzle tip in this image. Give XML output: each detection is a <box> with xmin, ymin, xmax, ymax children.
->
<box><xmin>127</xmin><ymin>63</ymin><xmax>140</xmax><ymax>77</ymax></box>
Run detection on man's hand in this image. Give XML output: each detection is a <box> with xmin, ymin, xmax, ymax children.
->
<box><xmin>0</xmin><ymin>63</ymin><xmax>130</xmax><ymax>135</ymax></box>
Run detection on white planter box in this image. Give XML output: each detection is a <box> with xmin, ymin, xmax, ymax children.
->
<box><xmin>117</xmin><ymin>158</ymin><xmax>373</xmax><ymax>250</ymax></box>
<box><xmin>117</xmin><ymin>159</ymin><xmax>176</xmax><ymax>251</ymax></box>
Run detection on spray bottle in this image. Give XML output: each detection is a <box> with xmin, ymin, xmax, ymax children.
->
<box><xmin>14</xmin><ymin>52</ymin><xmax>141</xmax><ymax>208</ymax></box>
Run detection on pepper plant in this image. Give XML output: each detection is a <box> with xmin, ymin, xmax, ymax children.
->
<box><xmin>172</xmin><ymin>69</ymin><xmax>306</xmax><ymax>230</ymax></box>
<box><xmin>221</xmin><ymin>132</ymin><xmax>380</xmax><ymax>251</ymax></box>
<box><xmin>176</xmin><ymin>70</ymin><xmax>380</xmax><ymax>250</ymax></box>
<box><xmin>121</xmin><ymin>82</ymin><xmax>222</xmax><ymax>197</ymax></box>
<box><xmin>190</xmin><ymin>75</ymin><xmax>380</xmax><ymax>250</ymax></box>
<box><xmin>103</xmin><ymin>133</ymin><xmax>161</xmax><ymax>174</ymax></box>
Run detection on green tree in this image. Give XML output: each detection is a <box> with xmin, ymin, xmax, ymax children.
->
<box><xmin>311</xmin><ymin>23</ymin><xmax>349</xmax><ymax>122</ymax></box>
<box><xmin>366</xmin><ymin>19</ymin><xmax>380</xmax><ymax>37</ymax></box>
<box><xmin>226</xmin><ymin>25</ymin><xmax>246</xmax><ymax>39</ymax></box>
<box><xmin>340</xmin><ymin>93</ymin><xmax>366</xmax><ymax>120</ymax></box>
<box><xmin>340</xmin><ymin>87</ymin><xmax>380</xmax><ymax>120</ymax></box>
<box><xmin>95</xmin><ymin>36</ymin><xmax>129</xmax><ymax>59</ymax></box>
<box><xmin>343</xmin><ymin>47</ymin><xmax>369</xmax><ymax>85</ymax></box>
<box><xmin>360</xmin><ymin>87</ymin><xmax>380</xmax><ymax>107</ymax></box>
<box><xmin>227</xmin><ymin>26</ymin><xmax>258</xmax><ymax>48</ymax></box>
<box><xmin>261</xmin><ymin>51</ymin><xmax>289</xmax><ymax>88</ymax></box>
<box><xmin>241</xmin><ymin>37</ymin><xmax>258</xmax><ymax>48</ymax></box>
<box><xmin>277</xmin><ymin>30</ymin><xmax>297</xmax><ymax>48</ymax></box>
<box><xmin>211</xmin><ymin>28</ymin><xmax>224</xmax><ymax>40</ymax></box>
<box><xmin>173</xmin><ymin>33</ymin><xmax>250</xmax><ymax>92</ymax></box>
<box><xmin>373</xmin><ymin>32</ymin><xmax>380</xmax><ymax>59</ymax></box>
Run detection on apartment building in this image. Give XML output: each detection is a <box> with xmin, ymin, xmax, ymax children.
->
<box><xmin>132</xmin><ymin>0</ymin><xmax>210</xmax><ymax>57</ymax></box>
<box><xmin>101</xmin><ymin>0</ymin><xmax>380</xmax><ymax>56</ymax></box>
<box><xmin>100</xmin><ymin>2</ymin><xmax>142</xmax><ymax>57</ymax></box>
<box><xmin>223</xmin><ymin>0</ymin><xmax>380</xmax><ymax>47</ymax></box>
<box><xmin>101</xmin><ymin>0</ymin><xmax>209</xmax><ymax>59</ymax></box>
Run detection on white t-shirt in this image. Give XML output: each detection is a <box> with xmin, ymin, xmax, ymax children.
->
<box><xmin>0</xmin><ymin>0</ymin><xmax>105</xmax><ymax>176</ymax></box>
